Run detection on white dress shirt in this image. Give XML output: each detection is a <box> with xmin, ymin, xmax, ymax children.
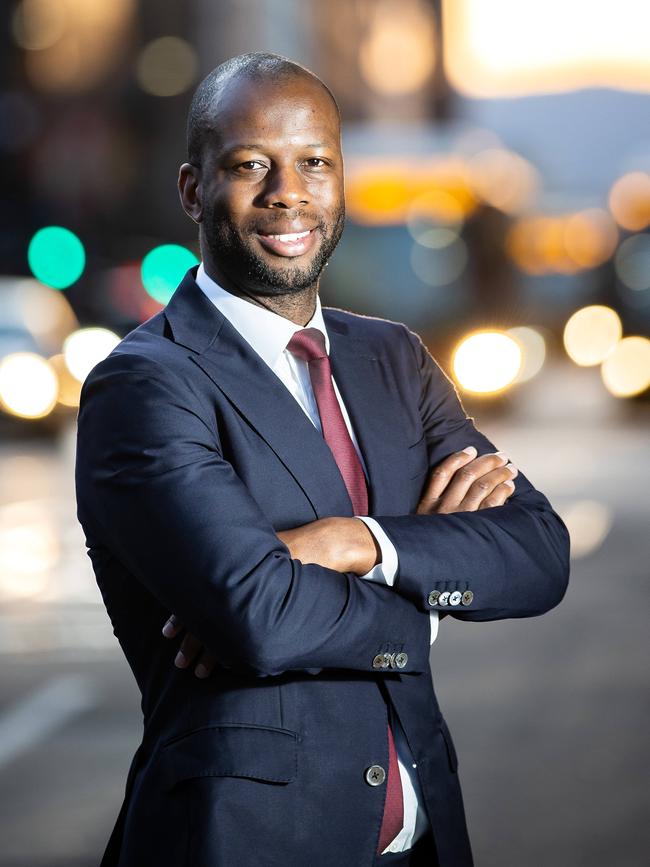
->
<box><xmin>196</xmin><ymin>263</ymin><xmax>435</xmax><ymax>854</ymax></box>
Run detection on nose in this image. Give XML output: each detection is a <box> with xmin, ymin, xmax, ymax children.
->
<box><xmin>258</xmin><ymin>164</ymin><xmax>309</xmax><ymax>209</ymax></box>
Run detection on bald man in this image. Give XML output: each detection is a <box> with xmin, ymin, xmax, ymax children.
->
<box><xmin>76</xmin><ymin>52</ymin><xmax>569</xmax><ymax>867</ymax></box>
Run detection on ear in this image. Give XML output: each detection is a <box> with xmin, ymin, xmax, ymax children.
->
<box><xmin>178</xmin><ymin>163</ymin><xmax>203</xmax><ymax>223</ymax></box>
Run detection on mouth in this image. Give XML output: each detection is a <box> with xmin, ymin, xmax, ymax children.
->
<box><xmin>255</xmin><ymin>227</ymin><xmax>318</xmax><ymax>258</ymax></box>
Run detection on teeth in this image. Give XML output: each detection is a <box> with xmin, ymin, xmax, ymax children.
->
<box><xmin>266</xmin><ymin>230</ymin><xmax>310</xmax><ymax>242</ymax></box>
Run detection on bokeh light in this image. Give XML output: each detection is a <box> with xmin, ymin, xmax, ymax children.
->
<box><xmin>468</xmin><ymin>148</ymin><xmax>540</xmax><ymax>215</ymax></box>
<box><xmin>0</xmin><ymin>500</ymin><xmax>59</xmax><ymax>599</ymax></box>
<box><xmin>600</xmin><ymin>335</ymin><xmax>650</xmax><ymax>398</ymax></box>
<box><xmin>18</xmin><ymin>0</ymin><xmax>134</xmax><ymax>93</ymax></box>
<box><xmin>63</xmin><ymin>327</ymin><xmax>121</xmax><ymax>383</ymax></box>
<box><xmin>452</xmin><ymin>331</ymin><xmax>522</xmax><ymax>394</ymax></box>
<box><xmin>48</xmin><ymin>353</ymin><xmax>82</xmax><ymax>407</ymax></box>
<box><xmin>359</xmin><ymin>0</ymin><xmax>436</xmax><ymax>96</ymax></box>
<box><xmin>506</xmin><ymin>326</ymin><xmax>547</xmax><ymax>383</ymax></box>
<box><xmin>141</xmin><ymin>244</ymin><xmax>199</xmax><ymax>304</ymax></box>
<box><xmin>608</xmin><ymin>172</ymin><xmax>650</xmax><ymax>232</ymax></box>
<box><xmin>410</xmin><ymin>236</ymin><xmax>468</xmax><ymax>286</ymax></box>
<box><xmin>444</xmin><ymin>0</ymin><xmax>650</xmax><ymax>97</ymax></box>
<box><xmin>563</xmin><ymin>209</ymin><xmax>619</xmax><ymax>269</ymax></box>
<box><xmin>135</xmin><ymin>36</ymin><xmax>198</xmax><ymax>97</ymax></box>
<box><xmin>27</xmin><ymin>226</ymin><xmax>85</xmax><ymax>289</ymax></box>
<box><xmin>11</xmin><ymin>0</ymin><xmax>66</xmax><ymax>51</ymax></box>
<box><xmin>558</xmin><ymin>499</ymin><xmax>612</xmax><ymax>559</ymax></box>
<box><xmin>614</xmin><ymin>234</ymin><xmax>650</xmax><ymax>293</ymax></box>
<box><xmin>407</xmin><ymin>190</ymin><xmax>467</xmax><ymax>236</ymax></box>
<box><xmin>0</xmin><ymin>352</ymin><xmax>58</xmax><ymax>419</ymax></box>
<box><xmin>563</xmin><ymin>305</ymin><xmax>622</xmax><ymax>367</ymax></box>
<box><xmin>506</xmin><ymin>210</ymin><xmax>618</xmax><ymax>275</ymax></box>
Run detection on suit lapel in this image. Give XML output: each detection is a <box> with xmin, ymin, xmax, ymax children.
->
<box><xmin>326</xmin><ymin>316</ymin><xmax>412</xmax><ymax>515</ymax></box>
<box><xmin>164</xmin><ymin>271</ymin><xmax>352</xmax><ymax>518</ymax></box>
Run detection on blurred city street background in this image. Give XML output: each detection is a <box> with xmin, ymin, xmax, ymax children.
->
<box><xmin>1</xmin><ymin>1</ymin><xmax>649</xmax><ymax>865</ymax></box>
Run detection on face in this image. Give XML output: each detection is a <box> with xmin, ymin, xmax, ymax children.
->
<box><xmin>183</xmin><ymin>74</ymin><xmax>345</xmax><ymax>296</ymax></box>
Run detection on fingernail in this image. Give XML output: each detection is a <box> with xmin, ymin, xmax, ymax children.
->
<box><xmin>195</xmin><ymin>664</ymin><xmax>208</xmax><ymax>678</ymax></box>
<box><xmin>461</xmin><ymin>446</ymin><xmax>477</xmax><ymax>456</ymax></box>
<box><xmin>174</xmin><ymin>651</ymin><xmax>186</xmax><ymax>668</ymax></box>
<box><xmin>504</xmin><ymin>479</ymin><xmax>515</xmax><ymax>488</ymax></box>
<box><xmin>162</xmin><ymin>622</ymin><xmax>175</xmax><ymax>637</ymax></box>
<box><xmin>507</xmin><ymin>463</ymin><xmax>518</xmax><ymax>476</ymax></box>
<box><xmin>495</xmin><ymin>451</ymin><xmax>508</xmax><ymax>463</ymax></box>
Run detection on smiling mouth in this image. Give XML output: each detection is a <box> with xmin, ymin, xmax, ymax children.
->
<box><xmin>255</xmin><ymin>227</ymin><xmax>318</xmax><ymax>257</ymax></box>
<box><xmin>260</xmin><ymin>229</ymin><xmax>312</xmax><ymax>242</ymax></box>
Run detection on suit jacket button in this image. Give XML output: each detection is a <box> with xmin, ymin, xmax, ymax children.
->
<box><xmin>461</xmin><ymin>590</ymin><xmax>474</xmax><ymax>606</ymax></box>
<box><xmin>384</xmin><ymin>652</ymin><xmax>395</xmax><ymax>668</ymax></box>
<box><xmin>365</xmin><ymin>765</ymin><xmax>386</xmax><ymax>786</ymax></box>
<box><xmin>428</xmin><ymin>591</ymin><xmax>440</xmax><ymax>606</ymax></box>
<box><xmin>449</xmin><ymin>591</ymin><xmax>462</xmax><ymax>606</ymax></box>
<box><xmin>372</xmin><ymin>654</ymin><xmax>385</xmax><ymax>669</ymax></box>
<box><xmin>394</xmin><ymin>652</ymin><xmax>408</xmax><ymax>669</ymax></box>
<box><xmin>438</xmin><ymin>591</ymin><xmax>450</xmax><ymax>606</ymax></box>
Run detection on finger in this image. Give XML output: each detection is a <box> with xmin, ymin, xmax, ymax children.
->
<box><xmin>194</xmin><ymin>650</ymin><xmax>218</xmax><ymax>679</ymax></box>
<box><xmin>436</xmin><ymin>452</ymin><xmax>509</xmax><ymax>513</ymax></box>
<box><xmin>174</xmin><ymin>632</ymin><xmax>203</xmax><ymax>669</ymax></box>
<box><xmin>478</xmin><ymin>478</ymin><xmax>516</xmax><ymax>509</ymax></box>
<box><xmin>457</xmin><ymin>463</ymin><xmax>518</xmax><ymax>511</ymax></box>
<box><xmin>417</xmin><ymin>445</ymin><xmax>478</xmax><ymax>511</ymax></box>
<box><xmin>162</xmin><ymin>614</ymin><xmax>184</xmax><ymax>638</ymax></box>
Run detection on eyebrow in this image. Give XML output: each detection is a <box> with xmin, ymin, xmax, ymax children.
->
<box><xmin>223</xmin><ymin>142</ymin><xmax>332</xmax><ymax>153</ymax></box>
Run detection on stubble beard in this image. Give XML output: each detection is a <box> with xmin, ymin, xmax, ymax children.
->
<box><xmin>201</xmin><ymin>202</ymin><xmax>345</xmax><ymax>297</ymax></box>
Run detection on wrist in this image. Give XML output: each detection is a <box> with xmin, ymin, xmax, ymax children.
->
<box><xmin>349</xmin><ymin>517</ymin><xmax>381</xmax><ymax>574</ymax></box>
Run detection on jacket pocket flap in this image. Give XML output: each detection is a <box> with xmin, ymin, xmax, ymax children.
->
<box><xmin>158</xmin><ymin>724</ymin><xmax>298</xmax><ymax>790</ymax></box>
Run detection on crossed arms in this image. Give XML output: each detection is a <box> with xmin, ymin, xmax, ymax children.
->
<box><xmin>165</xmin><ymin>446</ymin><xmax>521</xmax><ymax>677</ymax></box>
<box><xmin>75</xmin><ymin>325</ymin><xmax>570</xmax><ymax>679</ymax></box>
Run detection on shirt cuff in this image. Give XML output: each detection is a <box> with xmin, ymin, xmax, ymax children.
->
<box><xmin>354</xmin><ymin>516</ymin><xmax>399</xmax><ymax>586</ymax></box>
<box><xmin>429</xmin><ymin>611</ymin><xmax>439</xmax><ymax>646</ymax></box>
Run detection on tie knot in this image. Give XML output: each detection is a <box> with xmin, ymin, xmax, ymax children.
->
<box><xmin>286</xmin><ymin>327</ymin><xmax>328</xmax><ymax>362</ymax></box>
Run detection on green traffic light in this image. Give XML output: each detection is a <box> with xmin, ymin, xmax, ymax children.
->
<box><xmin>141</xmin><ymin>244</ymin><xmax>199</xmax><ymax>304</ymax></box>
<box><xmin>27</xmin><ymin>226</ymin><xmax>86</xmax><ymax>289</ymax></box>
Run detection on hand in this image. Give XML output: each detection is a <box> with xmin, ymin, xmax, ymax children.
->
<box><xmin>276</xmin><ymin>516</ymin><xmax>379</xmax><ymax>574</ymax></box>
<box><xmin>161</xmin><ymin>614</ymin><xmax>218</xmax><ymax>679</ymax></box>
<box><xmin>416</xmin><ymin>445</ymin><xmax>518</xmax><ymax>515</ymax></box>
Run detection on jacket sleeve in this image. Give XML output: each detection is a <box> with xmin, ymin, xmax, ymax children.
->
<box><xmin>371</xmin><ymin>326</ymin><xmax>571</xmax><ymax>622</ymax></box>
<box><xmin>74</xmin><ymin>351</ymin><xmax>431</xmax><ymax>677</ymax></box>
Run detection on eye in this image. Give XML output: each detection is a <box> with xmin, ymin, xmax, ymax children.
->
<box><xmin>303</xmin><ymin>157</ymin><xmax>327</xmax><ymax>168</ymax></box>
<box><xmin>234</xmin><ymin>160</ymin><xmax>267</xmax><ymax>172</ymax></box>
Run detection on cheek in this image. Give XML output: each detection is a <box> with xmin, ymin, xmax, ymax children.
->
<box><xmin>312</xmin><ymin>179</ymin><xmax>343</xmax><ymax>216</ymax></box>
<box><xmin>209</xmin><ymin>189</ymin><xmax>251</xmax><ymax>226</ymax></box>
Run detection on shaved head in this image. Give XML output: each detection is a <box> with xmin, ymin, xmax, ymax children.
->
<box><xmin>186</xmin><ymin>52</ymin><xmax>340</xmax><ymax>166</ymax></box>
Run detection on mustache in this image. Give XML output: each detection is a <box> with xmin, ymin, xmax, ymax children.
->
<box><xmin>244</xmin><ymin>212</ymin><xmax>326</xmax><ymax>232</ymax></box>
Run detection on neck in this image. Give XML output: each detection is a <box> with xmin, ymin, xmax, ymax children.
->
<box><xmin>202</xmin><ymin>261</ymin><xmax>318</xmax><ymax>326</ymax></box>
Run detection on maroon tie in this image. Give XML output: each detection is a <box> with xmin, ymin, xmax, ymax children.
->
<box><xmin>286</xmin><ymin>327</ymin><xmax>404</xmax><ymax>854</ymax></box>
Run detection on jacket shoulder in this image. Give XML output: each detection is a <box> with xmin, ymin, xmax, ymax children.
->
<box><xmin>322</xmin><ymin>305</ymin><xmax>414</xmax><ymax>353</ymax></box>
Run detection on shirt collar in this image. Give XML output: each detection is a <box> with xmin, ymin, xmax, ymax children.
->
<box><xmin>195</xmin><ymin>262</ymin><xmax>330</xmax><ymax>369</ymax></box>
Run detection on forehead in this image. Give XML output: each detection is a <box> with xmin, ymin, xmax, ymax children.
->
<box><xmin>210</xmin><ymin>74</ymin><xmax>341</xmax><ymax>154</ymax></box>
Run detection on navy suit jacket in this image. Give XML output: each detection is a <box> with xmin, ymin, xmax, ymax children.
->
<box><xmin>75</xmin><ymin>268</ymin><xmax>570</xmax><ymax>867</ymax></box>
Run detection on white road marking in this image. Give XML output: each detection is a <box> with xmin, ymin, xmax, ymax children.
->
<box><xmin>0</xmin><ymin>674</ymin><xmax>100</xmax><ymax>770</ymax></box>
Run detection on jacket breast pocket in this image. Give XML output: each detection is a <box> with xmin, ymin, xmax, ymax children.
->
<box><xmin>157</xmin><ymin>723</ymin><xmax>299</xmax><ymax>792</ymax></box>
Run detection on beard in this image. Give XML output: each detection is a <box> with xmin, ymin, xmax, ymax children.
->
<box><xmin>201</xmin><ymin>201</ymin><xmax>345</xmax><ymax>297</ymax></box>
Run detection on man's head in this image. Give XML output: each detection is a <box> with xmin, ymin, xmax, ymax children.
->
<box><xmin>178</xmin><ymin>53</ymin><xmax>345</xmax><ymax>298</ymax></box>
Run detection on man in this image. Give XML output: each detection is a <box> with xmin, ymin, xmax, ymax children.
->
<box><xmin>75</xmin><ymin>53</ymin><xmax>570</xmax><ymax>867</ymax></box>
